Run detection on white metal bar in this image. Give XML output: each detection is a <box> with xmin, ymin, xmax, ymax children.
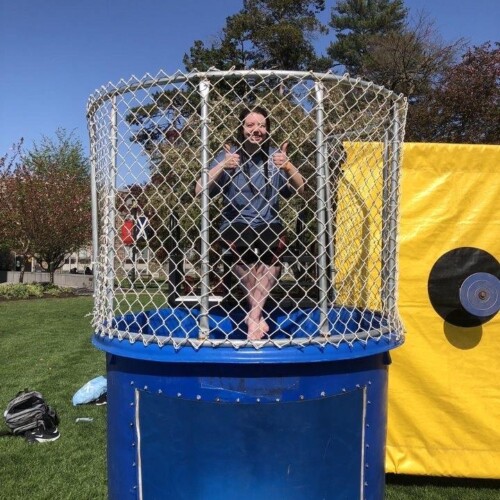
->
<box><xmin>314</xmin><ymin>81</ymin><xmax>330</xmax><ymax>336</ymax></box>
<box><xmin>198</xmin><ymin>79</ymin><xmax>211</xmax><ymax>338</ymax></box>
<box><xmin>382</xmin><ymin>103</ymin><xmax>403</xmax><ymax>315</ymax></box>
<box><xmin>106</xmin><ymin>96</ymin><xmax>118</xmax><ymax>331</ymax></box>
<box><xmin>88</xmin><ymin>115</ymin><xmax>99</xmax><ymax>294</ymax></box>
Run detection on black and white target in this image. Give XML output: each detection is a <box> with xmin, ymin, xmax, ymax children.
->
<box><xmin>428</xmin><ymin>247</ymin><xmax>500</xmax><ymax>328</ymax></box>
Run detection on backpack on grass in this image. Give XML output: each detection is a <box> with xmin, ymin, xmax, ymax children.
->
<box><xmin>3</xmin><ymin>390</ymin><xmax>59</xmax><ymax>436</ymax></box>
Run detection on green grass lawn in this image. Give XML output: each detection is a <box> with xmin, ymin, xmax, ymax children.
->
<box><xmin>0</xmin><ymin>296</ymin><xmax>498</xmax><ymax>499</ymax></box>
<box><xmin>0</xmin><ymin>297</ymin><xmax>107</xmax><ymax>500</ymax></box>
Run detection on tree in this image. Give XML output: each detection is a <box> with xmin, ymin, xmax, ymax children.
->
<box><xmin>0</xmin><ymin>131</ymin><xmax>91</xmax><ymax>283</ymax></box>
<box><xmin>125</xmin><ymin>1</ymin><xmax>334</xmax><ymax>260</ymax></box>
<box><xmin>406</xmin><ymin>42</ymin><xmax>500</xmax><ymax>143</ymax></box>
<box><xmin>0</xmin><ymin>141</ymin><xmax>31</xmax><ymax>280</ymax></box>
<box><xmin>357</xmin><ymin>12</ymin><xmax>463</xmax><ymax>96</ymax></box>
<box><xmin>24</xmin><ymin>129</ymin><xmax>89</xmax><ymax>182</ymax></box>
<box><xmin>132</xmin><ymin>1</ymin><xmax>332</xmax><ymax>168</ymax></box>
<box><xmin>183</xmin><ymin>0</ymin><xmax>330</xmax><ymax>71</ymax></box>
<box><xmin>327</xmin><ymin>0</ymin><xmax>408</xmax><ymax>75</ymax></box>
<box><xmin>327</xmin><ymin>2</ymin><xmax>489</xmax><ymax>143</ymax></box>
<box><xmin>29</xmin><ymin>167</ymin><xmax>91</xmax><ymax>282</ymax></box>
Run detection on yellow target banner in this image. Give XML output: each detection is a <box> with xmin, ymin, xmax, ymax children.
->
<box><xmin>386</xmin><ymin>143</ymin><xmax>500</xmax><ymax>478</ymax></box>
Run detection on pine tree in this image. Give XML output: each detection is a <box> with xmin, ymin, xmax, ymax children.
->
<box><xmin>327</xmin><ymin>0</ymin><xmax>407</xmax><ymax>75</ymax></box>
<box><xmin>183</xmin><ymin>0</ymin><xmax>330</xmax><ymax>72</ymax></box>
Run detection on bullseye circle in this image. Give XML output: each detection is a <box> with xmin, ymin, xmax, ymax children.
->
<box><xmin>460</xmin><ymin>272</ymin><xmax>500</xmax><ymax>317</ymax></box>
<box><xmin>428</xmin><ymin>247</ymin><xmax>499</xmax><ymax>327</ymax></box>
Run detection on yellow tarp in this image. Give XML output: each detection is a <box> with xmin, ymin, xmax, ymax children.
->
<box><xmin>386</xmin><ymin>143</ymin><xmax>500</xmax><ymax>478</ymax></box>
<box><xmin>335</xmin><ymin>141</ymin><xmax>385</xmax><ymax>309</ymax></box>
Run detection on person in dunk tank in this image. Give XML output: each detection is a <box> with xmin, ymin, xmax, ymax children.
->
<box><xmin>196</xmin><ymin>106</ymin><xmax>305</xmax><ymax>339</ymax></box>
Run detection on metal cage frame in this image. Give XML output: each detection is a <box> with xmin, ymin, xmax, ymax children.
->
<box><xmin>87</xmin><ymin>69</ymin><xmax>407</xmax><ymax>351</ymax></box>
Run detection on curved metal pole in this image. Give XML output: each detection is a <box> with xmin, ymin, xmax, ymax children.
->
<box><xmin>87</xmin><ymin>71</ymin><xmax>397</xmax><ymax>116</ymax></box>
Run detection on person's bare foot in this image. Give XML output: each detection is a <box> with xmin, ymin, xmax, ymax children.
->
<box><xmin>246</xmin><ymin>316</ymin><xmax>269</xmax><ymax>340</ymax></box>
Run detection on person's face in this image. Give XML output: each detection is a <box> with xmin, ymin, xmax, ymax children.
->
<box><xmin>242</xmin><ymin>112</ymin><xmax>268</xmax><ymax>147</ymax></box>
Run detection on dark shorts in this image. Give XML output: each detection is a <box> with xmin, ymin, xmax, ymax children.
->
<box><xmin>220</xmin><ymin>223</ymin><xmax>286</xmax><ymax>265</ymax></box>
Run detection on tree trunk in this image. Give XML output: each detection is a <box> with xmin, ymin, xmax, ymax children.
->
<box><xmin>18</xmin><ymin>257</ymin><xmax>25</xmax><ymax>283</ymax></box>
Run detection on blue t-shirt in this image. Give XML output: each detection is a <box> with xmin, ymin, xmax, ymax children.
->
<box><xmin>208</xmin><ymin>147</ymin><xmax>292</xmax><ymax>229</ymax></box>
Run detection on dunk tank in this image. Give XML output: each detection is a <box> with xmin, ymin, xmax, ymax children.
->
<box><xmin>87</xmin><ymin>70</ymin><xmax>408</xmax><ymax>499</ymax></box>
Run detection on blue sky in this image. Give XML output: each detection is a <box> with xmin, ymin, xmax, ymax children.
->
<box><xmin>1</xmin><ymin>0</ymin><xmax>498</xmax><ymax>157</ymax></box>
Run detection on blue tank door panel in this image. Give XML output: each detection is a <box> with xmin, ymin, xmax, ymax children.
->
<box><xmin>136</xmin><ymin>388</ymin><xmax>365</xmax><ymax>500</ymax></box>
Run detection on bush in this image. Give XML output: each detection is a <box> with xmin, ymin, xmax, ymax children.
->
<box><xmin>44</xmin><ymin>284</ymin><xmax>72</xmax><ymax>296</ymax></box>
<box><xmin>25</xmin><ymin>283</ymin><xmax>45</xmax><ymax>298</ymax></box>
<box><xmin>0</xmin><ymin>283</ymin><xmax>73</xmax><ymax>300</ymax></box>
<box><xmin>0</xmin><ymin>283</ymin><xmax>34</xmax><ymax>299</ymax></box>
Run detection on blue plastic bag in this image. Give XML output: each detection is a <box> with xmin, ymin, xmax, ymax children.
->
<box><xmin>72</xmin><ymin>376</ymin><xmax>107</xmax><ymax>406</ymax></box>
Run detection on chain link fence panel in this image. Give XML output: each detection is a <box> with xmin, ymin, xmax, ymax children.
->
<box><xmin>87</xmin><ymin>69</ymin><xmax>407</xmax><ymax>350</ymax></box>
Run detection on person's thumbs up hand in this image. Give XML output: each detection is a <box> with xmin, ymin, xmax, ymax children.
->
<box><xmin>222</xmin><ymin>144</ymin><xmax>239</xmax><ymax>169</ymax></box>
<box><xmin>273</xmin><ymin>142</ymin><xmax>290</xmax><ymax>170</ymax></box>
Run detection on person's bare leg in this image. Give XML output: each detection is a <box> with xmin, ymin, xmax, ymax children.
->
<box><xmin>234</xmin><ymin>262</ymin><xmax>280</xmax><ymax>339</ymax></box>
<box><xmin>233</xmin><ymin>263</ymin><xmax>256</xmax><ymax>334</ymax></box>
<box><xmin>246</xmin><ymin>263</ymin><xmax>280</xmax><ymax>338</ymax></box>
